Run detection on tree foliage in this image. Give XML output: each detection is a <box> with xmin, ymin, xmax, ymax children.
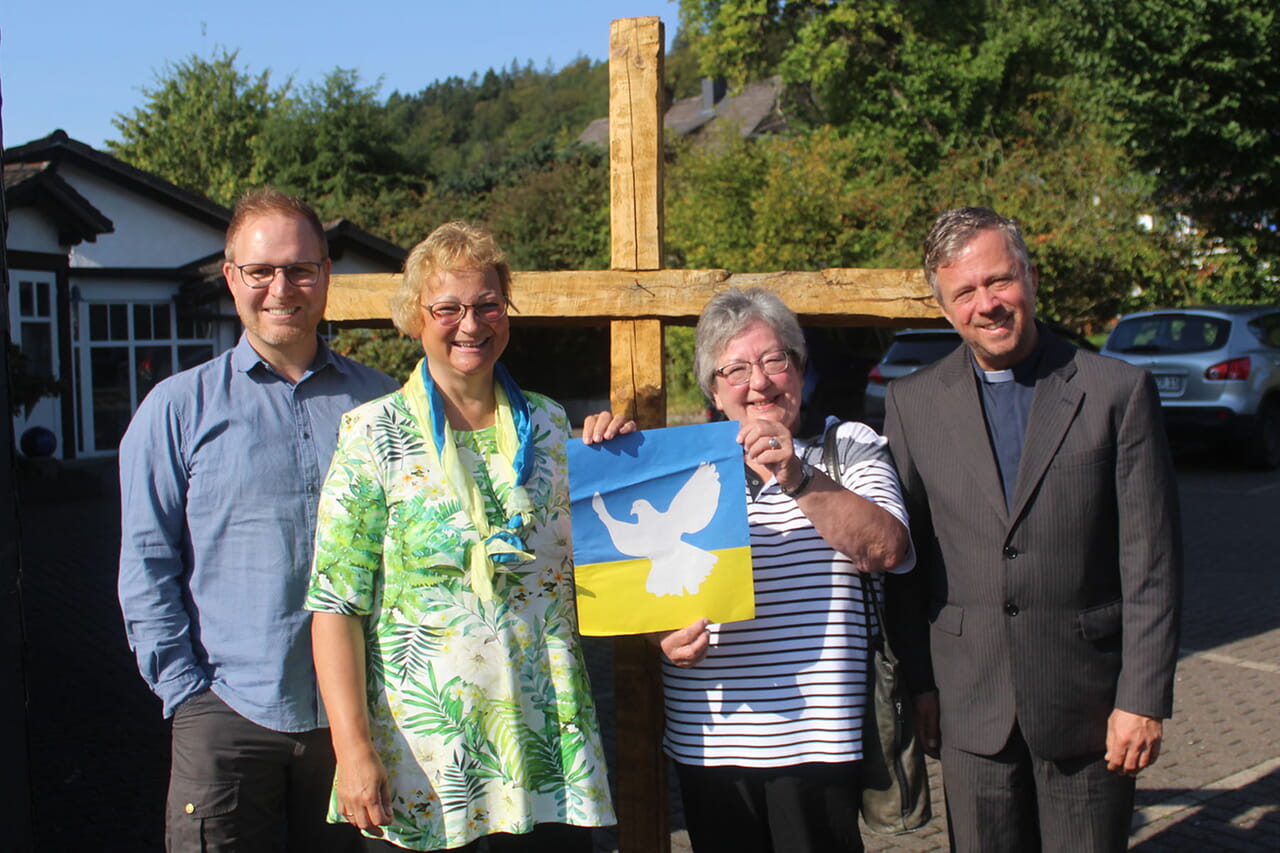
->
<box><xmin>107</xmin><ymin>5</ymin><xmax>1278</xmax><ymax>355</ymax></box>
<box><xmin>667</xmin><ymin>125</ymin><xmax>924</xmax><ymax>271</ymax></box>
<box><xmin>328</xmin><ymin>329</ymin><xmax>422</xmax><ymax>384</ymax></box>
<box><xmin>253</xmin><ymin>69</ymin><xmax>416</xmax><ymax>212</ymax></box>
<box><xmin>383</xmin><ymin>58</ymin><xmax>610</xmax><ymax>187</ymax></box>
<box><xmin>675</xmin><ymin>0</ymin><xmax>1279</xmax><ymax>313</ymax></box>
<box><xmin>108</xmin><ymin>49</ymin><xmax>286</xmax><ymax>207</ymax></box>
<box><xmin>1057</xmin><ymin>0</ymin><xmax>1280</xmax><ymax>250</ymax></box>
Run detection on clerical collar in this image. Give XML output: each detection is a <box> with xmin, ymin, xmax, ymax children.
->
<box><xmin>969</xmin><ymin>328</ymin><xmax>1046</xmax><ymax>385</ymax></box>
<box><xmin>982</xmin><ymin>368</ymin><xmax>1014</xmax><ymax>384</ymax></box>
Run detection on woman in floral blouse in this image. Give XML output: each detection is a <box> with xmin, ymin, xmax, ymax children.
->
<box><xmin>307</xmin><ymin>222</ymin><xmax>616</xmax><ymax>851</ymax></box>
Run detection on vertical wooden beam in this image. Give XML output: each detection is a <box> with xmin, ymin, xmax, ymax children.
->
<box><xmin>607</xmin><ymin>15</ymin><xmax>670</xmax><ymax>853</ymax></box>
<box><xmin>609</xmin><ymin>16</ymin><xmax>665</xmax><ymax>272</ymax></box>
<box><xmin>609</xmin><ymin>319</ymin><xmax>666</xmax><ymax>429</ymax></box>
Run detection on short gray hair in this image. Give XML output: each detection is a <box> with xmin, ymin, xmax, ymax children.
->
<box><xmin>923</xmin><ymin>207</ymin><xmax>1031</xmax><ymax>299</ymax></box>
<box><xmin>694</xmin><ymin>288</ymin><xmax>806</xmax><ymax>397</ymax></box>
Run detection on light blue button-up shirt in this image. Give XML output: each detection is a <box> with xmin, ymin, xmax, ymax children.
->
<box><xmin>118</xmin><ymin>335</ymin><xmax>399</xmax><ymax>731</ymax></box>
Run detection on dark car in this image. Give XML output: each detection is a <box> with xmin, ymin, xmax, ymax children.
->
<box><xmin>1101</xmin><ymin>305</ymin><xmax>1280</xmax><ymax>469</ymax></box>
<box><xmin>862</xmin><ymin>329</ymin><xmax>961</xmax><ymax>427</ymax></box>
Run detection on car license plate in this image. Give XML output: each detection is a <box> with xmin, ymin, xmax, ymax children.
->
<box><xmin>1154</xmin><ymin>374</ymin><xmax>1183</xmax><ymax>394</ymax></box>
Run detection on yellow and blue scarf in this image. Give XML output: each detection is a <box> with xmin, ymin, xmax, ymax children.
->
<box><xmin>403</xmin><ymin>359</ymin><xmax>535</xmax><ymax>600</ymax></box>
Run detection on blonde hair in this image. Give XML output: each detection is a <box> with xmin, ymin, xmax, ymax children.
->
<box><xmin>391</xmin><ymin>221</ymin><xmax>513</xmax><ymax>337</ymax></box>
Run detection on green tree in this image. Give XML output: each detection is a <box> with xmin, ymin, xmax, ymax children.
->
<box><xmin>329</xmin><ymin>329</ymin><xmax>422</xmax><ymax>384</ymax></box>
<box><xmin>253</xmin><ymin>69</ymin><xmax>416</xmax><ymax>214</ymax></box>
<box><xmin>677</xmin><ymin>0</ymin><xmax>1064</xmax><ymax>165</ymax></box>
<box><xmin>677</xmin><ymin>0</ymin><xmax>1279</xmax><ymax>315</ymax></box>
<box><xmin>667</xmin><ymin>126</ymin><xmax>925</xmax><ymax>272</ymax></box>
<box><xmin>385</xmin><ymin>58</ymin><xmax>611</xmax><ymax>193</ymax></box>
<box><xmin>107</xmin><ymin>49</ymin><xmax>287</xmax><ymax>206</ymax></box>
<box><xmin>1058</xmin><ymin>0</ymin><xmax>1280</xmax><ymax>254</ymax></box>
<box><xmin>665</xmin><ymin>326</ymin><xmax>705</xmax><ymax>420</ymax></box>
<box><xmin>925</xmin><ymin>97</ymin><xmax>1186</xmax><ymax>329</ymax></box>
<box><xmin>488</xmin><ymin>147</ymin><xmax>611</xmax><ymax>272</ymax></box>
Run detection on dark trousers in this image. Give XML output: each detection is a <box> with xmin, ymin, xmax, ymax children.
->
<box><xmin>361</xmin><ymin>822</ymin><xmax>594</xmax><ymax>852</ymax></box>
<box><xmin>674</xmin><ymin>760</ymin><xmax>865</xmax><ymax>853</ymax></box>
<box><xmin>166</xmin><ymin>690</ymin><xmax>362</xmax><ymax>853</ymax></box>
<box><xmin>942</xmin><ymin>724</ymin><xmax>1136</xmax><ymax>853</ymax></box>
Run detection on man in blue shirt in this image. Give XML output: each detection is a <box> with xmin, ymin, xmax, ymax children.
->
<box><xmin>118</xmin><ymin>189</ymin><xmax>399</xmax><ymax>851</ymax></box>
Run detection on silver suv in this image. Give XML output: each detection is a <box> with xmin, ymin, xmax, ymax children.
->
<box><xmin>1101</xmin><ymin>305</ymin><xmax>1280</xmax><ymax>469</ymax></box>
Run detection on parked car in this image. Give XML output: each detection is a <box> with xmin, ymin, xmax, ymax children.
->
<box><xmin>862</xmin><ymin>324</ymin><xmax>1101</xmax><ymax>429</ymax></box>
<box><xmin>1101</xmin><ymin>305</ymin><xmax>1280</xmax><ymax>469</ymax></box>
<box><xmin>862</xmin><ymin>329</ymin><xmax>961</xmax><ymax>427</ymax></box>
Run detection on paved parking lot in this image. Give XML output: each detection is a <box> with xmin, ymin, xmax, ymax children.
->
<box><xmin>15</xmin><ymin>448</ymin><xmax>1279</xmax><ymax>851</ymax></box>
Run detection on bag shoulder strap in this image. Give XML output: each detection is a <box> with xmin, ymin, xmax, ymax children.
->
<box><xmin>822</xmin><ymin>424</ymin><xmax>900</xmax><ymax>666</ymax></box>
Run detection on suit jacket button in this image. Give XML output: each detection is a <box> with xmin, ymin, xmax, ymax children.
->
<box><xmin>1003</xmin><ymin>602</ymin><xmax>1020</xmax><ymax>616</ymax></box>
<box><xmin>1003</xmin><ymin>545</ymin><xmax>1019</xmax><ymax>559</ymax></box>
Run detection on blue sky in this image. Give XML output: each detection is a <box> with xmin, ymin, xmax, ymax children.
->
<box><xmin>0</xmin><ymin>1</ymin><xmax>678</xmax><ymax>150</ymax></box>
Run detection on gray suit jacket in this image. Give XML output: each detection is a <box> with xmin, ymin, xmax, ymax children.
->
<box><xmin>884</xmin><ymin>329</ymin><xmax>1182</xmax><ymax>760</ymax></box>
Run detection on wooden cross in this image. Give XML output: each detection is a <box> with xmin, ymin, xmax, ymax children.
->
<box><xmin>327</xmin><ymin>17</ymin><xmax>939</xmax><ymax>851</ymax></box>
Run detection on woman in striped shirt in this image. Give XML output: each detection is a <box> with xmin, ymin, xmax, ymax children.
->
<box><xmin>643</xmin><ymin>288</ymin><xmax>914</xmax><ymax>852</ymax></box>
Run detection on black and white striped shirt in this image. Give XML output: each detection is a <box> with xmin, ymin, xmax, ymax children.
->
<box><xmin>662</xmin><ymin>419</ymin><xmax>914</xmax><ymax>767</ymax></box>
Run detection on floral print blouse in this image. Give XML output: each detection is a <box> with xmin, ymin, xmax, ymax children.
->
<box><xmin>306</xmin><ymin>387</ymin><xmax>614</xmax><ymax>850</ymax></box>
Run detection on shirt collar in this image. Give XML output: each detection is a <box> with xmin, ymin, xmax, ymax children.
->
<box><xmin>231</xmin><ymin>333</ymin><xmax>338</xmax><ymax>379</ymax></box>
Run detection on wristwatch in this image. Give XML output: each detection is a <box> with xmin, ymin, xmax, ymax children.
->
<box><xmin>781</xmin><ymin>461</ymin><xmax>816</xmax><ymax>497</ymax></box>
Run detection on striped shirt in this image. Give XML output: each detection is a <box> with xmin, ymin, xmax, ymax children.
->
<box><xmin>662</xmin><ymin>419</ymin><xmax>914</xmax><ymax>768</ymax></box>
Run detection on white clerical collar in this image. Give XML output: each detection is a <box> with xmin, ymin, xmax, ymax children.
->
<box><xmin>982</xmin><ymin>368</ymin><xmax>1015</xmax><ymax>384</ymax></box>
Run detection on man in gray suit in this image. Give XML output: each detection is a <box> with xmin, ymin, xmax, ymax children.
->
<box><xmin>884</xmin><ymin>207</ymin><xmax>1182</xmax><ymax>852</ymax></box>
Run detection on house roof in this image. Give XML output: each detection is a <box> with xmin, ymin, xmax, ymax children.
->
<box><xmin>6</xmin><ymin>130</ymin><xmax>405</xmax><ymax>292</ymax></box>
<box><xmin>177</xmin><ymin>218</ymin><xmax>407</xmax><ymax>307</ymax></box>
<box><xmin>4</xmin><ymin>130</ymin><xmax>232</xmax><ymax>230</ymax></box>
<box><xmin>577</xmin><ymin>77</ymin><xmax>785</xmax><ymax>148</ymax></box>
<box><xmin>323</xmin><ymin>217</ymin><xmax>407</xmax><ymax>268</ymax></box>
<box><xmin>4</xmin><ymin>159</ymin><xmax>114</xmax><ymax>246</ymax></box>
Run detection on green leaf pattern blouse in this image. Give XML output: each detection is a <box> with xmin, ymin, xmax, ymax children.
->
<box><xmin>306</xmin><ymin>388</ymin><xmax>614</xmax><ymax>850</ymax></box>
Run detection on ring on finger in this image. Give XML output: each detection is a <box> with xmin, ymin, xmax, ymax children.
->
<box><xmin>768</xmin><ymin>438</ymin><xmax>781</xmax><ymax>449</ymax></box>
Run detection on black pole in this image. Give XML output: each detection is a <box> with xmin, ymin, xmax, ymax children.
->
<box><xmin>0</xmin><ymin>25</ymin><xmax>40</xmax><ymax>851</ymax></box>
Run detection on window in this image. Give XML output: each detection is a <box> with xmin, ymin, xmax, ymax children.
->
<box><xmin>1107</xmin><ymin>314</ymin><xmax>1230</xmax><ymax>355</ymax></box>
<box><xmin>77</xmin><ymin>300</ymin><xmax>216</xmax><ymax>454</ymax></box>
<box><xmin>1247</xmin><ymin>313</ymin><xmax>1280</xmax><ymax>349</ymax></box>
<box><xmin>16</xmin><ymin>278</ymin><xmax>57</xmax><ymax>379</ymax></box>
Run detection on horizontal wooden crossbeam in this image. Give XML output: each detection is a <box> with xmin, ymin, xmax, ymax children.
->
<box><xmin>327</xmin><ymin>267</ymin><xmax>943</xmax><ymax>328</ymax></box>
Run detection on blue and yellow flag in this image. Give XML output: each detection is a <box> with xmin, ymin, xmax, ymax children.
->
<box><xmin>568</xmin><ymin>421</ymin><xmax>754</xmax><ymax>636</ymax></box>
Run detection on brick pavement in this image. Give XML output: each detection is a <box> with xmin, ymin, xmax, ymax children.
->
<box><xmin>16</xmin><ymin>451</ymin><xmax>1279</xmax><ymax>851</ymax></box>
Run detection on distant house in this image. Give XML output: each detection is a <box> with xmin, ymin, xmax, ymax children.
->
<box><xmin>577</xmin><ymin>77</ymin><xmax>786</xmax><ymax>148</ymax></box>
<box><xmin>4</xmin><ymin>130</ymin><xmax>405</xmax><ymax>460</ymax></box>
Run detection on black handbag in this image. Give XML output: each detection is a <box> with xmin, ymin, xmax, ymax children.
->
<box><xmin>823</xmin><ymin>427</ymin><xmax>931</xmax><ymax>835</ymax></box>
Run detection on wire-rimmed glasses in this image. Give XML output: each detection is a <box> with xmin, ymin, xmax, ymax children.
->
<box><xmin>713</xmin><ymin>349</ymin><xmax>793</xmax><ymax>386</ymax></box>
<box><xmin>234</xmin><ymin>262</ymin><xmax>324</xmax><ymax>288</ymax></box>
<box><xmin>422</xmin><ymin>299</ymin><xmax>509</xmax><ymax>327</ymax></box>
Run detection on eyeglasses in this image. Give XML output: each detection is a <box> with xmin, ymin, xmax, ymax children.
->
<box><xmin>235</xmin><ymin>262</ymin><xmax>324</xmax><ymax>288</ymax></box>
<box><xmin>714</xmin><ymin>349</ymin><xmax>794</xmax><ymax>386</ymax></box>
<box><xmin>422</xmin><ymin>299</ymin><xmax>509</xmax><ymax>327</ymax></box>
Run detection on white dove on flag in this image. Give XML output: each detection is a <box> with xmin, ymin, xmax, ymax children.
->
<box><xmin>590</xmin><ymin>461</ymin><xmax>723</xmax><ymax>597</ymax></box>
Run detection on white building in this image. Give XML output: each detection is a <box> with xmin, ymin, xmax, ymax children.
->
<box><xmin>5</xmin><ymin>131</ymin><xmax>405</xmax><ymax>459</ymax></box>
